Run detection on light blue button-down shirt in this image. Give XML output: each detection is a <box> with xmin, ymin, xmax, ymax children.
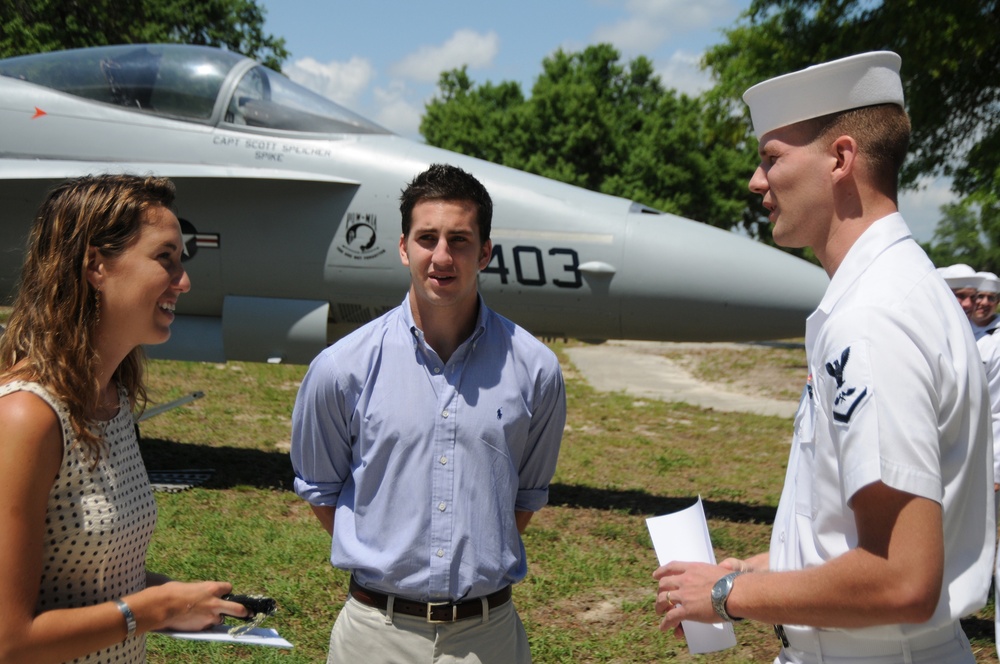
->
<box><xmin>291</xmin><ymin>295</ymin><xmax>565</xmax><ymax>602</ymax></box>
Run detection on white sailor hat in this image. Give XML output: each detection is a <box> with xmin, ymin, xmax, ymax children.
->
<box><xmin>743</xmin><ymin>51</ymin><xmax>904</xmax><ymax>137</ymax></box>
<box><xmin>976</xmin><ymin>271</ymin><xmax>1000</xmax><ymax>293</ymax></box>
<box><xmin>937</xmin><ymin>264</ymin><xmax>980</xmax><ymax>290</ymax></box>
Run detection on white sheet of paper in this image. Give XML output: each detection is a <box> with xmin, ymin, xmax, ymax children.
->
<box><xmin>154</xmin><ymin>625</ymin><xmax>293</xmax><ymax>649</ymax></box>
<box><xmin>646</xmin><ymin>497</ymin><xmax>737</xmax><ymax>654</ymax></box>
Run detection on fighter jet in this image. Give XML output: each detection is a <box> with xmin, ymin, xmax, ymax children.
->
<box><xmin>0</xmin><ymin>44</ymin><xmax>828</xmax><ymax>364</ymax></box>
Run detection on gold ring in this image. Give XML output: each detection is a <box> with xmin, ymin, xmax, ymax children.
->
<box><xmin>666</xmin><ymin>590</ymin><xmax>672</xmax><ymax>605</ymax></box>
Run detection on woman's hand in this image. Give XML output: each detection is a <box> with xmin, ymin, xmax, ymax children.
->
<box><xmin>134</xmin><ymin>581</ymin><xmax>249</xmax><ymax>633</ymax></box>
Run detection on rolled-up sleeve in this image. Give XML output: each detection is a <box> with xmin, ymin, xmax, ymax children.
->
<box><xmin>514</xmin><ymin>353</ymin><xmax>566</xmax><ymax>512</ymax></box>
<box><xmin>291</xmin><ymin>351</ymin><xmax>354</xmax><ymax>507</ymax></box>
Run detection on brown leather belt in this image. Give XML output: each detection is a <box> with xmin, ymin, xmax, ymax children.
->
<box><xmin>348</xmin><ymin>577</ymin><xmax>512</xmax><ymax>623</ymax></box>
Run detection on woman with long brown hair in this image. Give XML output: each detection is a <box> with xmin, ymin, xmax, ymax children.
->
<box><xmin>0</xmin><ymin>174</ymin><xmax>246</xmax><ymax>663</ymax></box>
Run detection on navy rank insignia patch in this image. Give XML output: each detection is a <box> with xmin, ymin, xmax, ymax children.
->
<box><xmin>825</xmin><ymin>346</ymin><xmax>869</xmax><ymax>423</ymax></box>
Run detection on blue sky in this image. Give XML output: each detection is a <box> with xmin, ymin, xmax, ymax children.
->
<box><xmin>259</xmin><ymin>0</ymin><xmax>950</xmax><ymax>241</ymax></box>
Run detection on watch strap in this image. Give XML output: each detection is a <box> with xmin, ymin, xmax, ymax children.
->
<box><xmin>712</xmin><ymin>571</ymin><xmax>745</xmax><ymax>622</ymax></box>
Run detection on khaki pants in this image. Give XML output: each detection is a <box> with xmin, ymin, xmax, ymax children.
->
<box><xmin>327</xmin><ymin>596</ymin><xmax>531</xmax><ymax>664</ymax></box>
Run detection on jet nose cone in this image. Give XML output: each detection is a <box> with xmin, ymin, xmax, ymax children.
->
<box><xmin>618</xmin><ymin>212</ymin><xmax>827</xmax><ymax>341</ymax></box>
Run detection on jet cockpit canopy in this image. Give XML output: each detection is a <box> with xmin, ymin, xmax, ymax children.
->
<box><xmin>0</xmin><ymin>43</ymin><xmax>389</xmax><ymax>135</ymax></box>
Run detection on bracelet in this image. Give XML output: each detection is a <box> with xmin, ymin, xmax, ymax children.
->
<box><xmin>115</xmin><ymin>598</ymin><xmax>137</xmax><ymax>640</ymax></box>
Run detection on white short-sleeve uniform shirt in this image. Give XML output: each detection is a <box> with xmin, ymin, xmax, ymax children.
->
<box><xmin>975</xmin><ymin>331</ymin><xmax>1000</xmax><ymax>485</ymax></box>
<box><xmin>976</xmin><ymin>330</ymin><xmax>1000</xmax><ymax>661</ymax></box>
<box><xmin>770</xmin><ymin>214</ymin><xmax>994</xmax><ymax>654</ymax></box>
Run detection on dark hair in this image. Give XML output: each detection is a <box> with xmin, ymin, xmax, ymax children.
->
<box><xmin>0</xmin><ymin>173</ymin><xmax>176</xmax><ymax>460</ymax></box>
<box><xmin>799</xmin><ymin>104</ymin><xmax>911</xmax><ymax>202</ymax></box>
<box><xmin>399</xmin><ymin>164</ymin><xmax>493</xmax><ymax>243</ymax></box>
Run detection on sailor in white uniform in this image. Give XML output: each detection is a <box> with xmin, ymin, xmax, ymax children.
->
<box><xmin>654</xmin><ymin>52</ymin><xmax>994</xmax><ymax>664</ymax></box>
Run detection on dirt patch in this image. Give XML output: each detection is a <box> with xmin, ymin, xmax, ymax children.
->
<box><xmin>658</xmin><ymin>342</ymin><xmax>807</xmax><ymax>402</ymax></box>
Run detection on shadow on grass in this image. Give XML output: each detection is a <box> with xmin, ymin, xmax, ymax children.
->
<box><xmin>139</xmin><ymin>437</ymin><xmax>295</xmax><ymax>491</ymax></box>
<box><xmin>138</xmin><ymin>439</ymin><xmax>778</xmax><ymax>526</ymax></box>
<box><xmin>550</xmin><ymin>482</ymin><xmax>777</xmax><ymax>525</ymax></box>
<box><xmin>962</xmin><ymin>616</ymin><xmax>994</xmax><ymax>641</ymax></box>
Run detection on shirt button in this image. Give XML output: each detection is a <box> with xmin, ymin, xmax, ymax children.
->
<box><xmin>438</xmin><ymin>502</ymin><xmax>446</xmax><ymax>511</ymax></box>
<box><xmin>439</xmin><ymin>456</ymin><xmax>447</xmax><ymax>465</ymax></box>
<box><xmin>442</xmin><ymin>409</ymin><xmax>449</xmax><ymax>418</ymax></box>
<box><xmin>436</xmin><ymin>549</ymin><xmax>445</xmax><ymax>557</ymax></box>
<box><xmin>433</xmin><ymin>367</ymin><xmax>441</xmax><ymax>374</ymax></box>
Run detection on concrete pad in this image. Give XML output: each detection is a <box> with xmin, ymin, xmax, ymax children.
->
<box><xmin>564</xmin><ymin>340</ymin><xmax>798</xmax><ymax>418</ymax></box>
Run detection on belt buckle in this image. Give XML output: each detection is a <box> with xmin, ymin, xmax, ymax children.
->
<box><xmin>426</xmin><ymin>600</ymin><xmax>457</xmax><ymax>623</ymax></box>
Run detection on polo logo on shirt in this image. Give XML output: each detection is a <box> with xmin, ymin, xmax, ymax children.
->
<box><xmin>825</xmin><ymin>345</ymin><xmax>869</xmax><ymax>423</ymax></box>
<box><xmin>497</xmin><ymin>407</ymin><xmax>503</xmax><ymax>421</ymax></box>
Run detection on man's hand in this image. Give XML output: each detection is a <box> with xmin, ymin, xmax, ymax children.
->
<box><xmin>652</xmin><ymin>483</ymin><xmax>944</xmax><ymax>633</ymax></box>
<box><xmin>653</xmin><ymin>562</ymin><xmax>732</xmax><ymax>634</ymax></box>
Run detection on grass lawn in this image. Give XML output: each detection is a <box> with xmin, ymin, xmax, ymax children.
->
<box><xmin>137</xmin><ymin>342</ymin><xmax>998</xmax><ymax>663</ymax></box>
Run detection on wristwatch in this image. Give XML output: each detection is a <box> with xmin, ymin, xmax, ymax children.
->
<box><xmin>711</xmin><ymin>571</ymin><xmax>744</xmax><ymax>622</ymax></box>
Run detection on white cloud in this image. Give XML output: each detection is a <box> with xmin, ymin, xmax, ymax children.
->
<box><xmin>592</xmin><ymin>18</ymin><xmax>669</xmax><ymax>54</ymax></box>
<box><xmin>655</xmin><ymin>50</ymin><xmax>712</xmax><ymax>96</ymax></box>
<box><xmin>592</xmin><ymin>0</ymin><xmax>736</xmax><ymax>55</ymax></box>
<box><xmin>372</xmin><ymin>82</ymin><xmax>425</xmax><ymax>139</ymax></box>
<box><xmin>898</xmin><ymin>177</ymin><xmax>956</xmax><ymax>243</ymax></box>
<box><xmin>391</xmin><ymin>29</ymin><xmax>500</xmax><ymax>83</ymax></box>
<box><xmin>283</xmin><ymin>56</ymin><xmax>376</xmax><ymax>107</ymax></box>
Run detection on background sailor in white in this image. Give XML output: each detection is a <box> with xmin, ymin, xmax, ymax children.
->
<box><xmin>653</xmin><ymin>52</ymin><xmax>993</xmax><ymax>664</ymax></box>
<box><xmin>964</xmin><ymin>271</ymin><xmax>1000</xmax><ymax>661</ymax></box>
<box><xmin>972</xmin><ymin>271</ymin><xmax>1000</xmax><ymax>340</ymax></box>
<box><xmin>940</xmin><ymin>265</ymin><xmax>1000</xmax><ymax>657</ymax></box>
<box><xmin>937</xmin><ymin>264</ymin><xmax>980</xmax><ymax>319</ymax></box>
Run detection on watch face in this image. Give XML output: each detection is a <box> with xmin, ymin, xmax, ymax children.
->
<box><xmin>713</xmin><ymin>575</ymin><xmax>732</xmax><ymax>599</ymax></box>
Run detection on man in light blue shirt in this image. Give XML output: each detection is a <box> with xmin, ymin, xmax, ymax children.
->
<box><xmin>291</xmin><ymin>163</ymin><xmax>565</xmax><ymax>664</ymax></box>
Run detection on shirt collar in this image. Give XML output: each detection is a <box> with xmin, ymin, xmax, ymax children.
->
<box><xmin>400</xmin><ymin>293</ymin><xmax>489</xmax><ymax>350</ymax></box>
<box><xmin>815</xmin><ymin>212</ymin><xmax>911</xmax><ymax>317</ymax></box>
<box><xmin>805</xmin><ymin>213</ymin><xmax>910</xmax><ymax>355</ymax></box>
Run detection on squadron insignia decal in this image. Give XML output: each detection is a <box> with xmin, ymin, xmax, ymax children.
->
<box><xmin>825</xmin><ymin>346</ymin><xmax>869</xmax><ymax>423</ymax></box>
<box><xmin>336</xmin><ymin>212</ymin><xmax>386</xmax><ymax>261</ymax></box>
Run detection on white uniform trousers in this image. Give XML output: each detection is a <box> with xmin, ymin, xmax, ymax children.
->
<box><xmin>776</xmin><ymin>621</ymin><xmax>974</xmax><ymax>664</ymax></box>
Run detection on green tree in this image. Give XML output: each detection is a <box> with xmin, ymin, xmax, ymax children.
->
<box><xmin>704</xmin><ymin>0</ymin><xmax>1000</xmax><ymax>199</ymax></box>
<box><xmin>421</xmin><ymin>66</ymin><xmax>530</xmax><ymax>168</ymax></box>
<box><xmin>925</xmin><ymin>186</ymin><xmax>1000</xmax><ymax>272</ymax></box>
<box><xmin>422</xmin><ymin>44</ymin><xmax>757</xmax><ymax>233</ymax></box>
<box><xmin>0</xmin><ymin>0</ymin><xmax>288</xmax><ymax>70</ymax></box>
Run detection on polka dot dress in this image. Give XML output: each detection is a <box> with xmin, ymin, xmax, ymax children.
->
<box><xmin>0</xmin><ymin>381</ymin><xmax>157</xmax><ymax>664</ymax></box>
